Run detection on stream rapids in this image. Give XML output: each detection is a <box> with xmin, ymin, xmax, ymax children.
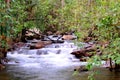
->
<box><xmin>0</xmin><ymin>41</ymin><xmax>120</xmax><ymax>80</ymax></box>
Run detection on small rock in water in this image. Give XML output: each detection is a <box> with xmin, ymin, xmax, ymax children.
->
<box><xmin>43</xmin><ymin>51</ymin><xmax>48</xmax><ymax>55</ymax></box>
<box><xmin>74</xmin><ymin>66</ymin><xmax>88</xmax><ymax>72</ymax></box>
<box><xmin>29</xmin><ymin>56</ymin><xmax>35</xmax><ymax>58</ymax></box>
<box><xmin>55</xmin><ymin>45</ymin><xmax>59</xmax><ymax>48</ymax></box>
<box><xmin>36</xmin><ymin>50</ymin><xmax>42</xmax><ymax>55</ymax></box>
<box><xmin>56</xmin><ymin>50</ymin><xmax>61</xmax><ymax>54</ymax></box>
<box><xmin>15</xmin><ymin>61</ymin><xmax>19</xmax><ymax>63</ymax></box>
<box><xmin>37</xmin><ymin>50</ymin><xmax>48</xmax><ymax>55</ymax></box>
<box><xmin>62</xmin><ymin>35</ymin><xmax>77</xmax><ymax>40</ymax></box>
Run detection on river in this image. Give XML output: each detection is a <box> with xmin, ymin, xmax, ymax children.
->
<box><xmin>0</xmin><ymin>41</ymin><xmax>120</xmax><ymax>80</ymax></box>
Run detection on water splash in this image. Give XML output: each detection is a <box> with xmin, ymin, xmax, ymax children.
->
<box><xmin>7</xmin><ymin>41</ymin><xmax>86</xmax><ymax>68</ymax></box>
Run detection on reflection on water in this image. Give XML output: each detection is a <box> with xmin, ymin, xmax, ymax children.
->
<box><xmin>0</xmin><ymin>41</ymin><xmax>120</xmax><ymax>80</ymax></box>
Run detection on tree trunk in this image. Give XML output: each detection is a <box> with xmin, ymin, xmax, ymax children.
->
<box><xmin>60</xmin><ymin>0</ymin><xmax>65</xmax><ymax>8</ymax></box>
<box><xmin>5</xmin><ymin>0</ymin><xmax>11</xmax><ymax>8</ymax></box>
<box><xmin>21</xmin><ymin>28</ymin><xmax>27</xmax><ymax>42</ymax></box>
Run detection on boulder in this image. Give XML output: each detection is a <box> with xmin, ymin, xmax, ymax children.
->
<box><xmin>71</xmin><ymin>43</ymin><xmax>96</xmax><ymax>61</ymax></box>
<box><xmin>71</xmin><ymin>48</ymin><xmax>95</xmax><ymax>58</ymax></box>
<box><xmin>62</xmin><ymin>35</ymin><xmax>77</xmax><ymax>40</ymax></box>
<box><xmin>30</xmin><ymin>41</ymin><xmax>52</xmax><ymax>49</ymax></box>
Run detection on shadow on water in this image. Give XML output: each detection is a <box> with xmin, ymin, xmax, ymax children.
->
<box><xmin>0</xmin><ymin>41</ymin><xmax>120</xmax><ymax>80</ymax></box>
<box><xmin>1</xmin><ymin>66</ymin><xmax>120</xmax><ymax>80</ymax></box>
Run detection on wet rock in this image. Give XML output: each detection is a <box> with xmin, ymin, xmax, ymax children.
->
<box><xmin>29</xmin><ymin>56</ymin><xmax>35</xmax><ymax>58</ymax></box>
<box><xmin>0</xmin><ymin>58</ymin><xmax>8</xmax><ymax>66</ymax></box>
<box><xmin>71</xmin><ymin>43</ymin><xmax>97</xmax><ymax>61</ymax></box>
<box><xmin>30</xmin><ymin>41</ymin><xmax>52</xmax><ymax>49</ymax></box>
<box><xmin>83</xmin><ymin>37</ymin><xmax>92</xmax><ymax>43</ymax></box>
<box><xmin>8</xmin><ymin>42</ymin><xmax>26</xmax><ymax>51</ymax></box>
<box><xmin>62</xmin><ymin>35</ymin><xmax>77</xmax><ymax>40</ymax></box>
<box><xmin>30</xmin><ymin>44</ymin><xmax>43</xmax><ymax>49</ymax></box>
<box><xmin>71</xmin><ymin>48</ymin><xmax>94</xmax><ymax>59</ymax></box>
<box><xmin>0</xmin><ymin>64</ymin><xmax>5</xmax><ymax>70</ymax></box>
<box><xmin>55</xmin><ymin>45</ymin><xmax>60</xmax><ymax>48</ymax></box>
<box><xmin>56</xmin><ymin>50</ymin><xmax>61</xmax><ymax>54</ymax></box>
<box><xmin>0</xmin><ymin>48</ymin><xmax>8</xmax><ymax>70</ymax></box>
<box><xmin>36</xmin><ymin>50</ymin><xmax>42</xmax><ymax>55</ymax></box>
<box><xmin>54</xmin><ymin>31</ymin><xmax>61</xmax><ymax>35</ymax></box>
<box><xmin>46</xmin><ymin>31</ymin><xmax>53</xmax><ymax>35</ymax></box>
<box><xmin>74</xmin><ymin>66</ymin><xmax>88</xmax><ymax>72</ymax></box>
<box><xmin>52</xmin><ymin>40</ymin><xmax>64</xmax><ymax>43</ymax></box>
<box><xmin>80</xmin><ymin>57</ymin><xmax>89</xmax><ymax>62</ymax></box>
<box><xmin>37</xmin><ymin>50</ymin><xmax>48</xmax><ymax>55</ymax></box>
<box><xmin>43</xmin><ymin>35</ymin><xmax>64</xmax><ymax>43</ymax></box>
<box><xmin>15</xmin><ymin>61</ymin><xmax>20</xmax><ymax>63</ymax></box>
<box><xmin>0</xmin><ymin>48</ymin><xmax>7</xmax><ymax>58</ymax></box>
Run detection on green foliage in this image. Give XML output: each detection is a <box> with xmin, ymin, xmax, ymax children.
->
<box><xmin>0</xmin><ymin>0</ymin><xmax>37</xmax><ymax>48</ymax></box>
<box><xmin>66</xmin><ymin>0</ymin><xmax>120</xmax><ymax>77</ymax></box>
<box><xmin>67</xmin><ymin>0</ymin><xmax>120</xmax><ymax>60</ymax></box>
<box><xmin>0</xmin><ymin>1</ymin><xmax>24</xmax><ymax>37</ymax></box>
<box><xmin>86</xmin><ymin>55</ymin><xmax>102</xmax><ymax>70</ymax></box>
<box><xmin>35</xmin><ymin>0</ymin><xmax>81</xmax><ymax>33</ymax></box>
<box><xmin>105</xmin><ymin>38</ymin><xmax>120</xmax><ymax>64</ymax></box>
<box><xmin>35</xmin><ymin>0</ymin><xmax>55</xmax><ymax>32</ymax></box>
<box><xmin>88</xmin><ymin>72</ymin><xmax>95</xmax><ymax>80</ymax></box>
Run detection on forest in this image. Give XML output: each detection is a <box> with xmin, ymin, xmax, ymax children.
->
<box><xmin>0</xmin><ymin>0</ymin><xmax>120</xmax><ymax>80</ymax></box>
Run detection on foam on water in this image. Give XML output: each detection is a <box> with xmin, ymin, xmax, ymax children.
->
<box><xmin>7</xmin><ymin>41</ymin><xmax>87</xmax><ymax>68</ymax></box>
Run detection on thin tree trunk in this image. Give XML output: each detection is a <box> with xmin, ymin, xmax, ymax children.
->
<box><xmin>109</xmin><ymin>58</ymin><xmax>113</xmax><ymax>71</ymax></box>
<box><xmin>61</xmin><ymin>0</ymin><xmax>65</xmax><ymax>8</ymax></box>
<box><xmin>5</xmin><ymin>0</ymin><xmax>11</xmax><ymax>8</ymax></box>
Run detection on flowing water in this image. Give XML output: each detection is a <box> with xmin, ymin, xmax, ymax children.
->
<box><xmin>0</xmin><ymin>41</ymin><xmax>120</xmax><ymax>80</ymax></box>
